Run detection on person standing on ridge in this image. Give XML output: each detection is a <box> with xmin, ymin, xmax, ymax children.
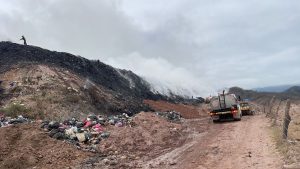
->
<box><xmin>20</xmin><ymin>35</ymin><xmax>27</xmax><ymax>45</ymax></box>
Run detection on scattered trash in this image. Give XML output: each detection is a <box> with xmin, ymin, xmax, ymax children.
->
<box><xmin>92</xmin><ymin>124</ymin><xmax>103</xmax><ymax>133</ymax></box>
<box><xmin>9</xmin><ymin>81</ymin><xmax>17</xmax><ymax>88</ymax></box>
<box><xmin>0</xmin><ymin>115</ymin><xmax>31</xmax><ymax>127</ymax></box>
<box><xmin>155</xmin><ymin>111</ymin><xmax>182</xmax><ymax>122</ymax></box>
<box><xmin>115</xmin><ymin>121</ymin><xmax>123</xmax><ymax>127</ymax></box>
<box><xmin>169</xmin><ymin>161</ymin><xmax>177</xmax><ymax>165</ymax></box>
<box><xmin>108</xmin><ymin>113</ymin><xmax>134</xmax><ymax>127</ymax></box>
<box><xmin>1</xmin><ymin>111</ymin><xmax>178</xmax><ymax>156</ymax></box>
<box><xmin>248</xmin><ymin>151</ymin><xmax>252</xmax><ymax>157</ymax></box>
<box><xmin>40</xmin><ymin>113</ymin><xmax>132</xmax><ymax>152</ymax></box>
<box><xmin>100</xmin><ymin>132</ymin><xmax>110</xmax><ymax>138</ymax></box>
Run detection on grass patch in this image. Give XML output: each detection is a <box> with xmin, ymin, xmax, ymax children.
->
<box><xmin>0</xmin><ymin>103</ymin><xmax>31</xmax><ymax>118</ymax></box>
<box><xmin>270</xmin><ymin>126</ymin><xmax>290</xmax><ymax>158</ymax></box>
<box><xmin>0</xmin><ymin>102</ymin><xmax>47</xmax><ymax>119</ymax></box>
<box><xmin>41</xmin><ymin>91</ymin><xmax>47</xmax><ymax>97</ymax></box>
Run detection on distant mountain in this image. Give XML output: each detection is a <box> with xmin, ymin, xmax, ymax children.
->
<box><xmin>229</xmin><ymin>86</ymin><xmax>300</xmax><ymax>104</ymax></box>
<box><xmin>254</xmin><ymin>84</ymin><xmax>300</xmax><ymax>93</ymax></box>
<box><xmin>284</xmin><ymin>86</ymin><xmax>300</xmax><ymax>95</ymax></box>
<box><xmin>229</xmin><ymin>87</ymin><xmax>273</xmax><ymax>101</ymax></box>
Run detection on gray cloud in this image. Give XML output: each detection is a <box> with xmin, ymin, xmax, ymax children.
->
<box><xmin>1</xmin><ymin>0</ymin><xmax>300</xmax><ymax>96</ymax></box>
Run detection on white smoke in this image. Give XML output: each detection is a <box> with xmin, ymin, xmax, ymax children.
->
<box><xmin>1</xmin><ymin>0</ymin><xmax>300</xmax><ymax>95</ymax></box>
<box><xmin>104</xmin><ymin>52</ymin><xmax>214</xmax><ymax>97</ymax></box>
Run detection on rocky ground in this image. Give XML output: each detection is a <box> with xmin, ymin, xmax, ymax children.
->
<box><xmin>1</xmin><ymin>101</ymin><xmax>291</xmax><ymax>169</ymax></box>
<box><xmin>1</xmin><ymin>42</ymin><xmax>299</xmax><ymax>169</ymax></box>
<box><xmin>0</xmin><ymin>109</ymin><xmax>197</xmax><ymax>169</ymax></box>
<box><xmin>0</xmin><ymin>123</ymin><xmax>91</xmax><ymax>169</ymax></box>
<box><xmin>144</xmin><ymin>100</ymin><xmax>208</xmax><ymax>119</ymax></box>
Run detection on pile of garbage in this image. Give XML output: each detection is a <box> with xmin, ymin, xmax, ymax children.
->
<box><xmin>0</xmin><ymin>114</ymin><xmax>31</xmax><ymax>127</ymax></box>
<box><xmin>107</xmin><ymin>113</ymin><xmax>134</xmax><ymax>127</ymax></box>
<box><xmin>155</xmin><ymin>111</ymin><xmax>182</xmax><ymax>122</ymax></box>
<box><xmin>40</xmin><ymin>113</ymin><xmax>133</xmax><ymax>152</ymax></box>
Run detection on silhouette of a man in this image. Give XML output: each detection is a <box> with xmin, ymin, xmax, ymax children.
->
<box><xmin>20</xmin><ymin>35</ymin><xmax>27</xmax><ymax>45</ymax></box>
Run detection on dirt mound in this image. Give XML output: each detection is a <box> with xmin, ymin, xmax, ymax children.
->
<box><xmin>0</xmin><ymin>112</ymin><xmax>188</xmax><ymax>169</ymax></box>
<box><xmin>0</xmin><ymin>123</ymin><xmax>91</xmax><ymax>169</ymax></box>
<box><xmin>76</xmin><ymin>112</ymin><xmax>187</xmax><ymax>168</ymax></box>
<box><xmin>0</xmin><ymin>64</ymin><xmax>151</xmax><ymax>119</ymax></box>
<box><xmin>144</xmin><ymin>100</ymin><xmax>208</xmax><ymax>119</ymax></box>
<box><xmin>0</xmin><ymin>42</ymin><xmax>154</xmax><ymax>99</ymax></box>
<box><xmin>100</xmin><ymin>112</ymin><xmax>185</xmax><ymax>155</ymax></box>
<box><xmin>0</xmin><ymin>41</ymin><xmax>162</xmax><ymax>116</ymax></box>
<box><xmin>0</xmin><ymin>42</ymin><xmax>202</xmax><ymax>118</ymax></box>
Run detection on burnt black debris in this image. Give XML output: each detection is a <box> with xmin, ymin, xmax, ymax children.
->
<box><xmin>0</xmin><ymin>115</ymin><xmax>31</xmax><ymax>127</ymax></box>
<box><xmin>0</xmin><ymin>42</ymin><xmax>152</xmax><ymax>98</ymax></box>
<box><xmin>0</xmin><ymin>41</ymin><xmax>161</xmax><ymax>114</ymax></box>
<box><xmin>0</xmin><ymin>42</ymin><xmax>195</xmax><ymax>115</ymax></box>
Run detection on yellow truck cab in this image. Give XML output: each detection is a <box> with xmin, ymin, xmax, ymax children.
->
<box><xmin>240</xmin><ymin>102</ymin><xmax>254</xmax><ymax>115</ymax></box>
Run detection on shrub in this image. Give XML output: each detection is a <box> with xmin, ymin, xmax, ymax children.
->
<box><xmin>0</xmin><ymin>103</ymin><xmax>30</xmax><ymax>118</ymax></box>
<box><xmin>41</xmin><ymin>91</ymin><xmax>47</xmax><ymax>97</ymax></box>
<box><xmin>271</xmin><ymin>126</ymin><xmax>289</xmax><ymax>157</ymax></box>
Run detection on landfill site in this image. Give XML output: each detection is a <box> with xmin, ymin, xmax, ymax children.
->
<box><xmin>1</xmin><ymin>42</ymin><xmax>300</xmax><ymax>169</ymax></box>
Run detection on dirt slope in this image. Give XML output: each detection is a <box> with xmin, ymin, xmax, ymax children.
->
<box><xmin>0</xmin><ymin>123</ymin><xmax>91</xmax><ymax>169</ymax></box>
<box><xmin>144</xmin><ymin>100</ymin><xmax>208</xmax><ymax>119</ymax></box>
<box><xmin>0</xmin><ymin>64</ymin><xmax>145</xmax><ymax>119</ymax></box>
<box><xmin>0</xmin><ymin>41</ymin><xmax>154</xmax><ymax>100</ymax></box>
<box><xmin>0</xmin><ymin>41</ymin><xmax>161</xmax><ymax>116</ymax></box>
<box><xmin>0</xmin><ymin>112</ymin><xmax>187</xmax><ymax>169</ymax></box>
<box><xmin>145</xmin><ymin>115</ymin><xmax>283</xmax><ymax>169</ymax></box>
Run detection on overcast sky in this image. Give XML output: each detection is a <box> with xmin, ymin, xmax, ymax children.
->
<box><xmin>1</xmin><ymin>0</ymin><xmax>300</xmax><ymax>96</ymax></box>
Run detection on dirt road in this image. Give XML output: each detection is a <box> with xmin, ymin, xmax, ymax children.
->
<box><xmin>145</xmin><ymin>115</ymin><xmax>283</xmax><ymax>169</ymax></box>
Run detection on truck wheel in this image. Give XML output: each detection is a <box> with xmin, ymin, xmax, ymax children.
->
<box><xmin>213</xmin><ymin>119</ymin><xmax>219</xmax><ymax>123</ymax></box>
<box><xmin>234</xmin><ymin>114</ymin><xmax>242</xmax><ymax>121</ymax></box>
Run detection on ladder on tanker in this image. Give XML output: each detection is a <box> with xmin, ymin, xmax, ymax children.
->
<box><xmin>218</xmin><ymin>90</ymin><xmax>226</xmax><ymax>109</ymax></box>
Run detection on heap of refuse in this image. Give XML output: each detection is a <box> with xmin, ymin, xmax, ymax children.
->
<box><xmin>0</xmin><ymin>115</ymin><xmax>31</xmax><ymax>127</ymax></box>
<box><xmin>40</xmin><ymin>113</ymin><xmax>133</xmax><ymax>152</ymax></box>
<box><xmin>107</xmin><ymin>113</ymin><xmax>135</xmax><ymax>127</ymax></box>
<box><xmin>155</xmin><ymin>111</ymin><xmax>182</xmax><ymax>122</ymax></box>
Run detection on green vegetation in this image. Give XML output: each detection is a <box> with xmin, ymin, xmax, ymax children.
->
<box><xmin>270</xmin><ymin>126</ymin><xmax>290</xmax><ymax>159</ymax></box>
<box><xmin>0</xmin><ymin>103</ymin><xmax>31</xmax><ymax>118</ymax></box>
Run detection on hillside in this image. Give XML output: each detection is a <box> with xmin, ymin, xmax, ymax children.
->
<box><xmin>0</xmin><ymin>42</ymin><xmax>160</xmax><ymax>119</ymax></box>
<box><xmin>253</xmin><ymin>84</ymin><xmax>299</xmax><ymax>93</ymax></box>
<box><xmin>0</xmin><ymin>42</ymin><xmax>154</xmax><ymax>98</ymax></box>
<box><xmin>229</xmin><ymin>86</ymin><xmax>300</xmax><ymax>104</ymax></box>
<box><xmin>284</xmin><ymin>86</ymin><xmax>300</xmax><ymax>95</ymax></box>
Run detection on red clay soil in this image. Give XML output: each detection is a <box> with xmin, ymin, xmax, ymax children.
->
<box><xmin>0</xmin><ymin>112</ymin><xmax>188</xmax><ymax>169</ymax></box>
<box><xmin>144</xmin><ymin>100</ymin><xmax>208</xmax><ymax>119</ymax></box>
<box><xmin>0</xmin><ymin>123</ymin><xmax>91</xmax><ymax>169</ymax></box>
<box><xmin>88</xmin><ymin>112</ymin><xmax>187</xmax><ymax>168</ymax></box>
<box><xmin>100</xmin><ymin>112</ymin><xmax>185</xmax><ymax>156</ymax></box>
